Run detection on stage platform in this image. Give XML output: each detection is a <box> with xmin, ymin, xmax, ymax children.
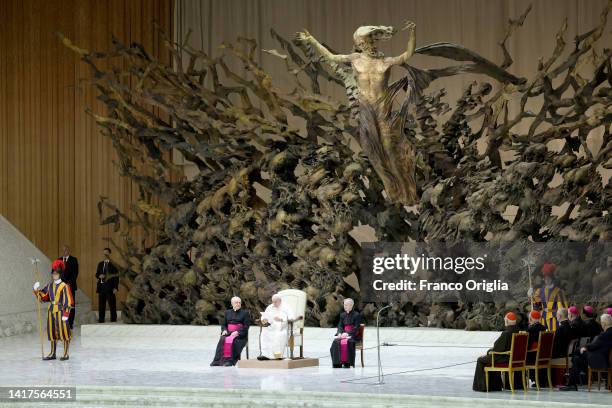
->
<box><xmin>0</xmin><ymin>324</ymin><xmax>610</xmax><ymax>407</ymax></box>
<box><xmin>237</xmin><ymin>357</ymin><xmax>319</xmax><ymax>369</ymax></box>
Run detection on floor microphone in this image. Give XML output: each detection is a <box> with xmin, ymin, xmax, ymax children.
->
<box><xmin>376</xmin><ymin>304</ymin><xmax>392</xmax><ymax>384</ymax></box>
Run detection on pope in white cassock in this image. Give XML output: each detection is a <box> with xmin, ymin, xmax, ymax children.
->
<box><xmin>258</xmin><ymin>294</ymin><xmax>295</xmax><ymax>360</ymax></box>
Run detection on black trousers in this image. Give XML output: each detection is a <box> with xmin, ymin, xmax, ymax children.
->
<box><xmin>68</xmin><ymin>287</ymin><xmax>76</xmax><ymax>329</ymax></box>
<box><xmin>98</xmin><ymin>290</ymin><xmax>117</xmax><ymax>323</ymax></box>
<box><xmin>568</xmin><ymin>353</ymin><xmax>588</xmax><ymax>385</ymax></box>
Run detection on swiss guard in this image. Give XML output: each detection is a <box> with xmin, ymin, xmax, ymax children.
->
<box><xmin>528</xmin><ymin>262</ymin><xmax>568</xmax><ymax>331</ymax></box>
<box><xmin>33</xmin><ymin>259</ymin><xmax>74</xmax><ymax>360</ymax></box>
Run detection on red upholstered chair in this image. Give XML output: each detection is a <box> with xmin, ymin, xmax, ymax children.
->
<box><xmin>525</xmin><ymin>331</ymin><xmax>554</xmax><ymax>390</ymax></box>
<box><xmin>485</xmin><ymin>332</ymin><xmax>529</xmax><ymax>393</ymax></box>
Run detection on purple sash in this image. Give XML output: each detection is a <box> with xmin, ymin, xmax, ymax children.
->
<box><xmin>223</xmin><ymin>323</ymin><xmax>244</xmax><ymax>358</ymax></box>
<box><xmin>340</xmin><ymin>324</ymin><xmax>354</xmax><ymax>363</ymax></box>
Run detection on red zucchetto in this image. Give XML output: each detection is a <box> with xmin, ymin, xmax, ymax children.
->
<box><xmin>529</xmin><ymin>310</ymin><xmax>541</xmax><ymax>320</ymax></box>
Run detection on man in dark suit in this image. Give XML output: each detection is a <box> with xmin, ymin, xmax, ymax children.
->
<box><xmin>95</xmin><ymin>247</ymin><xmax>119</xmax><ymax>323</ymax></box>
<box><xmin>473</xmin><ymin>312</ymin><xmax>520</xmax><ymax>392</ymax></box>
<box><xmin>58</xmin><ymin>245</ymin><xmax>79</xmax><ymax>329</ymax></box>
<box><xmin>561</xmin><ymin>314</ymin><xmax>612</xmax><ymax>390</ymax></box>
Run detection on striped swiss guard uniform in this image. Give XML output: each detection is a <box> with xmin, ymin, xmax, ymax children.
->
<box><xmin>531</xmin><ymin>262</ymin><xmax>568</xmax><ymax>332</ymax></box>
<box><xmin>33</xmin><ymin>259</ymin><xmax>74</xmax><ymax>361</ymax></box>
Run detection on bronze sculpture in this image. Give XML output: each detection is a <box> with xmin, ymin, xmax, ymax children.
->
<box><xmin>298</xmin><ymin>23</ymin><xmax>418</xmax><ymax>205</ymax></box>
<box><xmin>60</xmin><ymin>3</ymin><xmax>612</xmax><ymax>329</ymax></box>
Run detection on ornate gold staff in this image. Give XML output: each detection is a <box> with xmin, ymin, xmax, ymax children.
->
<box><xmin>31</xmin><ymin>258</ymin><xmax>45</xmax><ymax>359</ymax></box>
<box><xmin>522</xmin><ymin>254</ymin><xmax>536</xmax><ymax>310</ymax></box>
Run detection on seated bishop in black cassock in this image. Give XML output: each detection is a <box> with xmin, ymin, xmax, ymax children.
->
<box><xmin>561</xmin><ymin>314</ymin><xmax>612</xmax><ymax>391</ymax></box>
<box><xmin>581</xmin><ymin>305</ymin><xmax>603</xmax><ymax>340</ymax></box>
<box><xmin>330</xmin><ymin>298</ymin><xmax>362</xmax><ymax>368</ymax></box>
<box><xmin>210</xmin><ymin>297</ymin><xmax>251</xmax><ymax>366</ymax></box>
<box><xmin>473</xmin><ymin>312</ymin><xmax>520</xmax><ymax>392</ymax></box>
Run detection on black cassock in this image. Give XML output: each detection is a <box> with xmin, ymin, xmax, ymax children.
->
<box><xmin>552</xmin><ymin>319</ymin><xmax>574</xmax><ymax>358</ymax></box>
<box><xmin>582</xmin><ymin>318</ymin><xmax>603</xmax><ymax>340</ymax></box>
<box><xmin>473</xmin><ymin>325</ymin><xmax>523</xmax><ymax>392</ymax></box>
<box><xmin>210</xmin><ymin>308</ymin><xmax>250</xmax><ymax>366</ymax></box>
<box><xmin>330</xmin><ymin>310</ymin><xmax>362</xmax><ymax>367</ymax></box>
<box><xmin>526</xmin><ymin>322</ymin><xmax>546</xmax><ymax>365</ymax></box>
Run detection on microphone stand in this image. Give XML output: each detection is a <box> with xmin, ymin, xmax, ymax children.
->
<box><xmin>376</xmin><ymin>304</ymin><xmax>392</xmax><ymax>385</ymax></box>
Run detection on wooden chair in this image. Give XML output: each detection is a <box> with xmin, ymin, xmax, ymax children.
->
<box><xmin>354</xmin><ymin>324</ymin><xmax>365</xmax><ymax>367</ymax></box>
<box><xmin>587</xmin><ymin>349</ymin><xmax>612</xmax><ymax>392</ymax></box>
<box><xmin>277</xmin><ymin>289</ymin><xmax>307</xmax><ymax>359</ymax></box>
<box><xmin>551</xmin><ymin>338</ymin><xmax>579</xmax><ymax>375</ymax></box>
<box><xmin>525</xmin><ymin>331</ymin><xmax>554</xmax><ymax>390</ymax></box>
<box><xmin>485</xmin><ymin>332</ymin><xmax>529</xmax><ymax>393</ymax></box>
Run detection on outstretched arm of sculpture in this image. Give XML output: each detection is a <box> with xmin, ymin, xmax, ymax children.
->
<box><xmin>386</xmin><ymin>21</ymin><xmax>416</xmax><ymax>66</ymax></box>
<box><xmin>296</xmin><ymin>30</ymin><xmax>354</xmax><ymax>64</ymax></box>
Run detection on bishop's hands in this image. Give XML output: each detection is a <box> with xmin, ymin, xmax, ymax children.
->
<box><xmin>334</xmin><ymin>332</ymin><xmax>351</xmax><ymax>339</ymax></box>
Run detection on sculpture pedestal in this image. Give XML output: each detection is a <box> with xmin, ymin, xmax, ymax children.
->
<box><xmin>237</xmin><ymin>358</ymin><xmax>319</xmax><ymax>369</ymax></box>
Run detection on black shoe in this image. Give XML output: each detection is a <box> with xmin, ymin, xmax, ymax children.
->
<box><xmin>333</xmin><ymin>364</ymin><xmax>342</xmax><ymax>368</ymax></box>
<box><xmin>60</xmin><ymin>356</ymin><xmax>69</xmax><ymax>361</ymax></box>
<box><xmin>223</xmin><ymin>361</ymin><xmax>233</xmax><ymax>367</ymax></box>
<box><xmin>559</xmin><ymin>385</ymin><xmax>578</xmax><ymax>391</ymax></box>
<box><xmin>43</xmin><ymin>355</ymin><xmax>56</xmax><ymax>361</ymax></box>
<box><xmin>257</xmin><ymin>356</ymin><xmax>269</xmax><ymax>361</ymax></box>
<box><xmin>342</xmin><ymin>363</ymin><xmax>351</xmax><ymax>368</ymax></box>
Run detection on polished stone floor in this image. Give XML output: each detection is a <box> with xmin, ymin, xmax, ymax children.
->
<box><xmin>0</xmin><ymin>328</ymin><xmax>610</xmax><ymax>406</ymax></box>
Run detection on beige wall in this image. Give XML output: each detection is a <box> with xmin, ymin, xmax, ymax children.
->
<box><xmin>0</xmin><ymin>0</ymin><xmax>174</xmax><ymax>307</ymax></box>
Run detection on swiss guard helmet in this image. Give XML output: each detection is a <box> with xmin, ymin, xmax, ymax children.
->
<box><xmin>51</xmin><ymin>259</ymin><xmax>65</xmax><ymax>275</ymax></box>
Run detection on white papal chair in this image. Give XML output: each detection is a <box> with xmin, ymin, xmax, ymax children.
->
<box><xmin>277</xmin><ymin>289</ymin><xmax>306</xmax><ymax>359</ymax></box>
